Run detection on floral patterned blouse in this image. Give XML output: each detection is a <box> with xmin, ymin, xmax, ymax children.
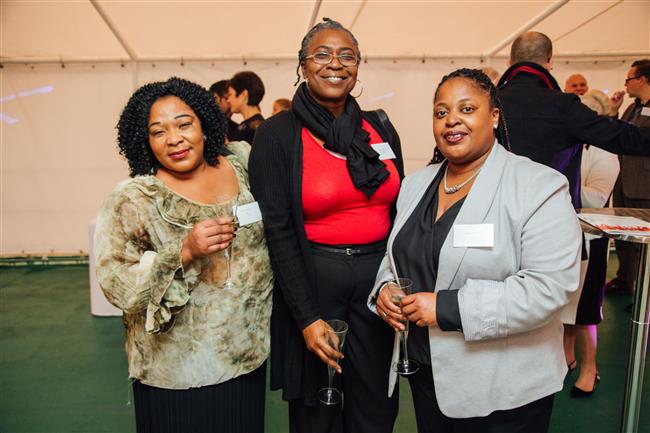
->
<box><xmin>95</xmin><ymin>142</ymin><xmax>273</xmax><ymax>390</ymax></box>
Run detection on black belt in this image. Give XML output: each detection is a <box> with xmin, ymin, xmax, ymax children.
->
<box><xmin>309</xmin><ymin>241</ymin><xmax>386</xmax><ymax>256</ymax></box>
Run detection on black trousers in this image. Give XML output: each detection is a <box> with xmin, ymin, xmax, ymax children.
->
<box><xmin>575</xmin><ymin>237</ymin><xmax>609</xmax><ymax>325</ymax></box>
<box><xmin>408</xmin><ymin>366</ymin><xmax>554</xmax><ymax>433</ymax></box>
<box><xmin>612</xmin><ymin>179</ymin><xmax>650</xmax><ymax>290</ymax></box>
<box><xmin>132</xmin><ymin>362</ymin><xmax>266</xmax><ymax>433</ymax></box>
<box><xmin>288</xmin><ymin>245</ymin><xmax>398</xmax><ymax>433</ymax></box>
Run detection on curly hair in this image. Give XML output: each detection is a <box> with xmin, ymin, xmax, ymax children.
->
<box><xmin>117</xmin><ymin>77</ymin><xmax>227</xmax><ymax>177</ymax></box>
<box><xmin>228</xmin><ymin>71</ymin><xmax>265</xmax><ymax>106</ymax></box>
<box><xmin>430</xmin><ymin>68</ymin><xmax>511</xmax><ymax>164</ymax></box>
<box><xmin>294</xmin><ymin>17</ymin><xmax>361</xmax><ymax>85</ymax></box>
<box><xmin>580</xmin><ymin>89</ymin><xmax>611</xmax><ymax>116</ymax></box>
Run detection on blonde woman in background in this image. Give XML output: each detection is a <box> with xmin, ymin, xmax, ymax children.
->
<box><xmin>563</xmin><ymin>89</ymin><xmax>620</xmax><ymax>397</ymax></box>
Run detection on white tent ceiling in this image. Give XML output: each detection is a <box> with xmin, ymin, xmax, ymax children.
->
<box><xmin>1</xmin><ymin>0</ymin><xmax>650</xmax><ymax>255</ymax></box>
<box><xmin>2</xmin><ymin>0</ymin><xmax>649</xmax><ymax>64</ymax></box>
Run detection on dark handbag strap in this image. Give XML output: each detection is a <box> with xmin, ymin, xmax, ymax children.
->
<box><xmin>375</xmin><ymin>108</ymin><xmax>390</xmax><ymax>130</ymax></box>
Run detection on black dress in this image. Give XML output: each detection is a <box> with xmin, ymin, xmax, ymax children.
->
<box><xmin>232</xmin><ymin>113</ymin><xmax>264</xmax><ymax>145</ymax></box>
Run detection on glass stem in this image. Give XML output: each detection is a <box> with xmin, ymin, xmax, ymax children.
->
<box><xmin>226</xmin><ymin>245</ymin><xmax>232</xmax><ymax>282</ymax></box>
<box><xmin>327</xmin><ymin>366</ymin><xmax>334</xmax><ymax>389</ymax></box>
<box><xmin>400</xmin><ymin>330</ymin><xmax>409</xmax><ymax>363</ymax></box>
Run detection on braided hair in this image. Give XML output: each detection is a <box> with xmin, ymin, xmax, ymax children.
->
<box><xmin>294</xmin><ymin>17</ymin><xmax>361</xmax><ymax>85</ymax></box>
<box><xmin>430</xmin><ymin>68</ymin><xmax>511</xmax><ymax>164</ymax></box>
<box><xmin>117</xmin><ymin>77</ymin><xmax>227</xmax><ymax>177</ymax></box>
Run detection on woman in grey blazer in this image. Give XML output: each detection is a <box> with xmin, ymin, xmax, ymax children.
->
<box><xmin>369</xmin><ymin>69</ymin><xmax>582</xmax><ymax>432</ymax></box>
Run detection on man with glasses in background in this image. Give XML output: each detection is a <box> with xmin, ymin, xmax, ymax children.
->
<box><xmin>605</xmin><ymin>59</ymin><xmax>650</xmax><ymax>297</ymax></box>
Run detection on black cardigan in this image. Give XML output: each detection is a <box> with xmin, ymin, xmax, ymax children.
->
<box><xmin>249</xmin><ymin>109</ymin><xmax>404</xmax><ymax>401</ymax></box>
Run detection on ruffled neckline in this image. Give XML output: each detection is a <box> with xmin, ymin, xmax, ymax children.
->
<box><xmin>131</xmin><ymin>154</ymin><xmax>246</xmax><ymax>229</ymax></box>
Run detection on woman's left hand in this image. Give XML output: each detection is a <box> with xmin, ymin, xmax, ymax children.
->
<box><xmin>401</xmin><ymin>293</ymin><xmax>438</xmax><ymax>327</ymax></box>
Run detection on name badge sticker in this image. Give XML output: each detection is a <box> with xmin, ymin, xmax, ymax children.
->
<box><xmin>641</xmin><ymin>107</ymin><xmax>650</xmax><ymax>117</ymax></box>
<box><xmin>236</xmin><ymin>202</ymin><xmax>263</xmax><ymax>226</ymax></box>
<box><xmin>371</xmin><ymin>142</ymin><xmax>396</xmax><ymax>160</ymax></box>
<box><xmin>453</xmin><ymin>224</ymin><xmax>494</xmax><ymax>248</ymax></box>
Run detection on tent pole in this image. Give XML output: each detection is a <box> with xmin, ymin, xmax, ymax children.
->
<box><xmin>553</xmin><ymin>0</ymin><xmax>623</xmax><ymax>43</ymax></box>
<box><xmin>1</xmin><ymin>51</ymin><xmax>648</xmax><ymax>65</ymax></box>
<box><xmin>89</xmin><ymin>0</ymin><xmax>137</xmax><ymax>61</ymax></box>
<box><xmin>349</xmin><ymin>0</ymin><xmax>367</xmax><ymax>29</ymax></box>
<box><xmin>484</xmin><ymin>0</ymin><xmax>569</xmax><ymax>58</ymax></box>
<box><xmin>307</xmin><ymin>0</ymin><xmax>323</xmax><ymax>31</ymax></box>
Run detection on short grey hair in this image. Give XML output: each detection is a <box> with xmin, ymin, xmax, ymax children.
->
<box><xmin>510</xmin><ymin>31</ymin><xmax>553</xmax><ymax>66</ymax></box>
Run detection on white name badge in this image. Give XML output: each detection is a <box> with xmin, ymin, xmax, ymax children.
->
<box><xmin>235</xmin><ymin>202</ymin><xmax>262</xmax><ymax>226</ymax></box>
<box><xmin>371</xmin><ymin>142</ymin><xmax>396</xmax><ymax>160</ymax></box>
<box><xmin>641</xmin><ymin>107</ymin><xmax>650</xmax><ymax>117</ymax></box>
<box><xmin>453</xmin><ymin>224</ymin><xmax>494</xmax><ymax>248</ymax></box>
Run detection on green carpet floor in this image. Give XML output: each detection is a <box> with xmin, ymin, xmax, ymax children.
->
<box><xmin>0</xmin><ymin>256</ymin><xmax>648</xmax><ymax>433</ymax></box>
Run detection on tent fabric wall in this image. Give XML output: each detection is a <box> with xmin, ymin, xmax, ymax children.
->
<box><xmin>0</xmin><ymin>57</ymin><xmax>635</xmax><ymax>254</ymax></box>
<box><xmin>2</xmin><ymin>0</ymin><xmax>649</xmax><ymax>254</ymax></box>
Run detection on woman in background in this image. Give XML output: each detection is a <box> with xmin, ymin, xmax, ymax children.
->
<box><xmin>564</xmin><ymin>89</ymin><xmax>620</xmax><ymax>397</ymax></box>
<box><xmin>372</xmin><ymin>69</ymin><xmax>581</xmax><ymax>432</ymax></box>
<box><xmin>250</xmin><ymin>18</ymin><xmax>403</xmax><ymax>433</ymax></box>
<box><xmin>272</xmin><ymin>98</ymin><xmax>292</xmax><ymax>115</ymax></box>
<box><xmin>96</xmin><ymin>77</ymin><xmax>272</xmax><ymax>433</ymax></box>
<box><xmin>227</xmin><ymin>71</ymin><xmax>266</xmax><ymax>144</ymax></box>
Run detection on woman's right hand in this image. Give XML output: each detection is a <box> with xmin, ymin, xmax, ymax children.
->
<box><xmin>302</xmin><ymin>319</ymin><xmax>344</xmax><ymax>373</ymax></box>
<box><xmin>376</xmin><ymin>283</ymin><xmax>406</xmax><ymax>332</ymax></box>
<box><xmin>181</xmin><ymin>217</ymin><xmax>235</xmax><ymax>267</ymax></box>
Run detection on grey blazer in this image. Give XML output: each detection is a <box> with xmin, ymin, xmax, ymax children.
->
<box><xmin>368</xmin><ymin>142</ymin><xmax>582</xmax><ymax>418</ymax></box>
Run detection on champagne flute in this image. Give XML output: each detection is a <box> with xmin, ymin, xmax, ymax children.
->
<box><xmin>215</xmin><ymin>194</ymin><xmax>239</xmax><ymax>289</ymax></box>
<box><xmin>318</xmin><ymin>319</ymin><xmax>348</xmax><ymax>406</ymax></box>
<box><xmin>388</xmin><ymin>278</ymin><xmax>419</xmax><ymax>376</ymax></box>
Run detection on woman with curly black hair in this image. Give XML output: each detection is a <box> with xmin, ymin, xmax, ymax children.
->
<box><xmin>95</xmin><ymin>77</ymin><xmax>273</xmax><ymax>433</ymax></box>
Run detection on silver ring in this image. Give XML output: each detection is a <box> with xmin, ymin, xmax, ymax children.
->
<box><xmin>381</xmin><ymin>311</ymin><xmax>387</xmax><ymax>318</ymax></box>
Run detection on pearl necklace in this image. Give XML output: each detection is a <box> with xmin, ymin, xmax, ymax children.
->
<box><xmin>443</xmin><ymin>166</ymin><xmax>482</xmax><ymax>194</ymax></box>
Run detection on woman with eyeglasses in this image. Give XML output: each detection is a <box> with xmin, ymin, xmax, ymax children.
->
<box><xmin>249</xmin><ymin>17</ymin><xmax>403</xmax><ymax>433</ymax></box>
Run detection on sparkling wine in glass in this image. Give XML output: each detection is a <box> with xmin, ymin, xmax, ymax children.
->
<box><xmin>216</xmin><ymin>194</ymin><xmax>239</xmax><ymax>289</ymax></box>
<box><xmin>318</xmin><ymin>319</ymin><xmax>348</xmax><ymax>406</ymax></box>
<box><xmin>388</xmin><ymin>278</ymin><xmax>419</xmax><ymax>376</ymax></box>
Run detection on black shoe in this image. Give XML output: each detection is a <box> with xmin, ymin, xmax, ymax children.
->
<box><xmin>605</xmin><ymin>277</ymin><xmax>631</xmax><ymax>294</ymax></box>
<box><xmin>566</xmin><ymin>359</ymin><xmax>577</xmax><ymax>377</ymax></box>
<box><xmin>571</xmin><ymin>372</ymin><xmax>600</xmax><ymax>398</ymax></box>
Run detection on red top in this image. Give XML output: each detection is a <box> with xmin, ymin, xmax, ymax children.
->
<box><xmin>302</xmin><ymin>120</ymin><xmax>400</xmax><ymax>245</ymax></box>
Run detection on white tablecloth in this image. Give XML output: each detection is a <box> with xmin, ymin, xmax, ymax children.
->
<box><xmin>88</xmin><ymin>220</ymin><xmax>122</xmax><ymax>317</ymax></box>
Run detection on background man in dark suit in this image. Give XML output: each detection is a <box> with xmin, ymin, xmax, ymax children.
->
<box><xmin>606</xmin><ymin>59</ymin><xmax>650</xmax><ymax>294</ymax></box>
<box><xmin>496</xmin><ymin>31</ymin><xmax>650</xmax><ymax>212</ymax></box>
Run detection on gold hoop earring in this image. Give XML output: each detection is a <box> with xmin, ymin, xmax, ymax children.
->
<box><xmin>350</xmin><ymin>79</ymin><xmax>364</xmax><ymax>98</ymax></box>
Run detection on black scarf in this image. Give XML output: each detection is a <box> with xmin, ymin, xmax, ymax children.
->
<box><xmin>292</xmin><ymin>82</ymin><xmax>389</xmax><ymax>198</ymax></box>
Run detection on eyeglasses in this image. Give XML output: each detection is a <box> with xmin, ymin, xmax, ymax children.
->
<box><xmin>305</xmin><ymin>52</ymin><xmax>359</xmax><ymax>67</ymax></box>
<box><xmin>625</xmin><ymin>76</ymin><xmax>641</xmax><ymax>84</ymax></box>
